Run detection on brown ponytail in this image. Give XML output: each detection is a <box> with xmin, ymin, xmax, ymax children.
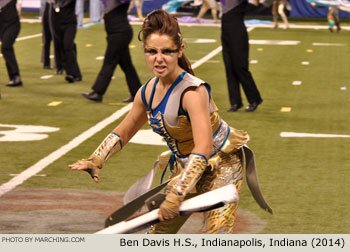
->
<box><xmin>139</xmin><ymin>9</ymin><xmax>195</xmax><ymax>75</ymax></box>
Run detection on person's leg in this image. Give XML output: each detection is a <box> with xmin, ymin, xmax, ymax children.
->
<box><xmin>42</xmin><ymin>3</ymin><xmax>52</xmax><ymax>68</ymax></box>
<box><xmin>1</xmin><ymin>22</ymin><xmax>21</xmax><ymax>80</ymax></box>
<box><xmin>16</xmin><ymin>0</ymin><xmax>22</xmax><ymax>18</ymax></box>
<box><xmin>223</xmin><ymin>4</ymin><xmax>262</xmax><ymax>109</ymax></box>
<box><xmin>208</xmin><ymin>0</ymin><xmax>218</xmax><ymax>23</ymax></box>
<box><xmin>75</xmin><ymin>0</ymin><xmax>84</xmax><ymax>27</ymax></box>
<box><xmin>221</xmin><ymin>37</ymin><xmax>243</xmax><ymax>109</ymax></box>
<box><xmin>221</xmin><ymin>10</ymin><xmax>246</xmax><ymax>109</ymax></box>
<box><xmin>119</xmin><ymin>49</ymin><xmax>142</xmax><ymax>98</ymax></box>
<box><xmin>89</xmin><ymin>0</ymin><xmax>102</xmax><ymax>22</ymax></box>
<box><xmin>272</xmin><ymin>0</ymin><xmax>279</xmax><ymax>29</ymax></box>
<box><xmin>63</xmin><ymin>24</ymin><xmax>82</xmax><ymax>79</ymax></box>
<box><xmin>334</xmin><ymin>8</ymin><xmax>341</xmax><ymax>32</ymax></box>
<box><xmin>50</xmin><ymin>11</ymin><xmax>65</xmax><ymax>73</ymax></box>
<box><xmin>135</xmin><ymin>0</ymin><xmax>144</xmax><ymax>21</ymax></box>
<box><xmin>196</xmin><ymin>0</ymin><xmax>210</xmax><ymax>23</ymax></box>
<box><xmin>328</xmin><ymin>7</ymin><xmax>335</xmax><ymax>32</ymax></box>
<box><xmin>196</xmin><ymin>151</ymin><xmax>243</xmax><ymax>233</ymax></box>
<box><xmin>210</xmin><ymin>7</ymin><xmax>218</xmax><ymax>23</ymax></box>
<box><xmin>278</xmin><ymin>2</ymin><xmax>289</xmax><ymax>29</ymax></box>
<box><xmin>91</xmin><ymin>33</ymin><xmax>127</xmax><ymax>95</ymax></box>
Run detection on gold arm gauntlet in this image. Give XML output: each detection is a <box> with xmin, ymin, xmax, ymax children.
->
<box><xmin>91</xmin><ymin>132</ymin><xmax>123</xmax><ymax>168</ymax></box>
<box><xmin>173</xmin><ymin>153</ymin><xmax>208</xmax><ymax>197</ymax></box>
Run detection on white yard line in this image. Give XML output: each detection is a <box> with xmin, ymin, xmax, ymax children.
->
<box><xmin>245</xmin><ymin>23</ymin><xmax>350</xmax><ymax>31</ymax></box>
<box><xmin>191</xmin><ymin>46</ymin><xmax>223</xmax><ymax>69</ymax></box>
<box><xmin>280</xmin><ymin>132</ymin><xmax>350</xmax><ymax>138</ymax></box>
<box><xmin>16</xmin><ymin>33</ymin><xmax>42</xmax><ymax>41</ymax></box>
<box><xmin>0</xmin><ymin>35</ymin><xmax>237</xmax><ymax>196</ymax></box>
<box><xmin>191</xmin><ymin>26</ymin><xmax>256</xmax><ymax>69</ymax></box>
<box><xmin>0</xmin><ymin>104</ymin><xmax>132</xmax><ymax>197</ymax></box>
<box><xmin>0</xmin><ymin>33</ymin><xmax>42</xmax><ymax>45</ymax></box>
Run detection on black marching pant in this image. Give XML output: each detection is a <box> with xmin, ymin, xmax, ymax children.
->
<box><xmin>92</xmin><ymin>28</ymin><xmax>141</xmax><ymax>96</ymax></box>
<box><xmin>0</xmin><ymin>21</ymin><xmax>20</xmax><ymax>80</ymax></box>
<box><xmin>221</xmin><ymin>1</ymin><xmax>262</xmax><ymax>106</ymax></box>
<box><xmin>51</xmin><ymin>15</ymin><xmax>81</xmax><ymax>78</ymax></box>
<box><xmin>41</xmin><ymin>2</ymin><xmax>52</xmax><ymax>67</ymax></box>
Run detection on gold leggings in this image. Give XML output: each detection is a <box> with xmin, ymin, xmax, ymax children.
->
<box><xmin>149</xmin><ymin>150</ymin><xmax>243</xmax><ymax>234</ymax></box>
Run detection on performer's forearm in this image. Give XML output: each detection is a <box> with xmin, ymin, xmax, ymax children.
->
<box><xmin>173</xmin><ymin>153</ymin><xmax>208</xmax><ymax>197</ymax></box>
<box><xmin>91</xmin><ymin>132</ymin><xmax>123</xmax><ymax>167</ymax></box>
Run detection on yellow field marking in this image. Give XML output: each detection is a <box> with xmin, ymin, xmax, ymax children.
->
<box><xmin>47</xmin><ymin>101</ymin><xmax>62</xmax><ymax>107</ymax></box>
<box><xmin>129</xmin><ymin>45</ymin><xmax>136</xmax><ymax>48</ymax></box>
<box><xmin>306</xmin><ymin>49</ymin><xmax>313</xmax><ymax>53</ymax></box>
<box><xmin>86</xmin><ymin>44</ymin><xmax>93</xmax><ymax>47</ymax></box>
<box><xmin>257</xmin><ymin>48</ymin><xmax>264</xmax><ymax>51</ymax></box>
<box><xmin>281</xmin><ymin>107</ymin><xmax>292</xmax><ymax>112</ymax></box>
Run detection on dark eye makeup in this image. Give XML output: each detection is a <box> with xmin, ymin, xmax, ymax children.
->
<box><xmin>144</xmin><ymin>48</ymin><xmax>179</xmax><ymax>55</ymax></box>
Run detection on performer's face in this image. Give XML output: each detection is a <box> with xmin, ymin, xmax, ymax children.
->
<box><xmin>144</xmin><ymin>33</ymin><xmax>183</xmax><ymax>80</ymax></box>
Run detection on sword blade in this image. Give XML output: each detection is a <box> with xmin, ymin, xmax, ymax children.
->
<box><xmin>105</xmin><ymin>179</ymin><xmax>170</xmax><ymax>227</ymax></box>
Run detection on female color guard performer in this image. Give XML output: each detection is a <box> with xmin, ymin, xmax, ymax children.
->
<box><xmin>69</xmin><ymin>9</ymin><xmax>272</xmax><ymax>234</ymax></box>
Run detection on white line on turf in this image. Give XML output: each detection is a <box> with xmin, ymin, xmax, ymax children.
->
<box><xmin>0</xmin><ymin>33</ymin><xmax>42</xmax><ymax>45</ymax></box>
<box><xmin>249</xmin><ymin>40</ymin><xmax>300</xmax><ymax>45</ymax></box>
<box><xmin>191</xmin><ymin>46</ymin><xmax>223</xmax><ymax>69</ymax></box>
<box><xmin>0</xmin><ymin>27</ymin><xmax>248</xmax><ymax>196</ymax></box>
<box><xmin>40</xmin><ymin>75</ymin><xmax>53</xmax><ymax>80</ymax></box>
<box><xmin>280</xmin><ymin>132</ymin><xmax>350</xmax><ymax>138</ymax></box>
<box><xmin>0</xmin><ymin>104</ymin><xmax>132</xmax><ymax>197</ymax></box>
<box><xmin>16</xmin><ymin>33</ymin><xmax>42</xmax><ymax>41</ymax></box>
<box><xmin>312</xmin><ymin>43</ymin><xmax>345</xmax><ymax>46</ymax></box>
<box><xmin>191</xmin><ymin>26</ymin><xmax>255</xmax><ymax>69</ymax></box>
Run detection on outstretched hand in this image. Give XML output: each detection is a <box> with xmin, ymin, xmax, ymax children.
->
<box><xmin>68</xmin><ymin>158</ymin><xmax>100</xmax><ymax>183</ymax></box>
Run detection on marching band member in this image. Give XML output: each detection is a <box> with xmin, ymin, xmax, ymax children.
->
<box><xmin>69</xmin><ymin>9</ymin><xmax>272</xmax><ymax>234</ymax></box>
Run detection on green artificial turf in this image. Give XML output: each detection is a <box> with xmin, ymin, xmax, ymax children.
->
<box><xmin>0</xmin><ymin>17</ymin><xmax>349</xmax><ymax>233</ymax></box>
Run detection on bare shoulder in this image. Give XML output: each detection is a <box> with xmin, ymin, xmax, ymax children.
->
<box><xmin>182</xmin><ymin>84</ymin><xmax>210</xmax><ymax>111</ymax></box>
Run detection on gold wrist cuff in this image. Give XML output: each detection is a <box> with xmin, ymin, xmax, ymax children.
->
<box><xmin>92</xmin><ymin>132</ymin><xmax>122</xmax><ymax>167</ymax></box>
<box><xmin>174</xmin><ymin>154</ymin><xmax>208</xmax><ymax>197</ymax></box>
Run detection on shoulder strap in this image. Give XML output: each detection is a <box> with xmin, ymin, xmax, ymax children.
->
<box><xmin>164</xmin><ymin>73</ymin><xmax>207</xmax><ymax>127</ymax></box>
<box><xmin>147</xmin><ymin>78</ymin><xmax>159</xmax><ymax>112</ymax></box>
<box><xmin>141</xmin><ymin>78</ymin><xmax>157</xmax><ymax>109</ymax></box>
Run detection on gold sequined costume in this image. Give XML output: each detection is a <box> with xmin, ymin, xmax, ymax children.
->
<box><xmin>138</xmin><ymin>72</ymin><xmax>271</xmax><ymax>234</ymax></box>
